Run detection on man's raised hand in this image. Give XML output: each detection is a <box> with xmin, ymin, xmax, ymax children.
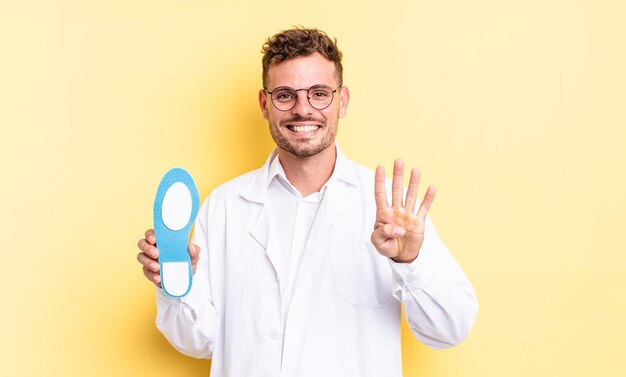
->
<box><xmin>370</xmin><ymin>159</ymin><xmax>436</xmax><ymax>263</ymax></box>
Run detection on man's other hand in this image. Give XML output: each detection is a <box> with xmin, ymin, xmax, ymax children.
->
<box><xmin>136</xmin><ymin>229</ymin><xmax>200</xmax><ymax>288</ymax></box>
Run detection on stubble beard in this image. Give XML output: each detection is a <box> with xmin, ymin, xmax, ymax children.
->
<box><xmin>269</xmin><ymin>117</ymin><xmax>338</xmax><ymax>158</ymax></box>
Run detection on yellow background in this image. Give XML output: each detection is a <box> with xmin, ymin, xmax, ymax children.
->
<box><xmin>1</xmin><ymin>1</ymin><xmax>625</xmax><ymax>376</ymax></box>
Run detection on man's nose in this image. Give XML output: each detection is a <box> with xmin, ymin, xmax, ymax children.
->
<box><xmin>291</xmin><ymin>89</ymin><xmax>314</xmax><ymax>115</ymax></box>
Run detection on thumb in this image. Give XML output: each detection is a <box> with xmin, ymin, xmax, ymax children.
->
<box><xmin>371</xmin><ymin>224</ymin><xmax>405</xmax><ymax>248</ymax></box>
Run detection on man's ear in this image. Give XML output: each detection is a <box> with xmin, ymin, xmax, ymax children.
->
<box><xmin>259</xmin><ymin>89</ymin><xmax>269</xmax><ymax>120</ymax></box>
<box><xmin>338</xmin><ymin>86</ymin><xmax>350</xmax><ymax>118</ymax></box>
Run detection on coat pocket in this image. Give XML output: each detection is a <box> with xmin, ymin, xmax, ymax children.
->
<box><xmin>339</xmin><ymin>243</ymin><xmax>393</xmax><ymax>307</ymax></box>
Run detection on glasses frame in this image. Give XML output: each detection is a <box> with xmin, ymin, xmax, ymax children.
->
<box><xmin>264</xmin><ymin>84</ymin><xmax>343</xmax><ymax>112</ymax></box>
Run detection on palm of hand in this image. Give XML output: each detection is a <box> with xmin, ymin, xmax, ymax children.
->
<box><xmin>375</xmin><ymin>206</ymin><xmax>424</xmax><ymax>261</ymax></box>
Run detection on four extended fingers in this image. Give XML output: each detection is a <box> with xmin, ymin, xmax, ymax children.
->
<box><xmin>378</xmin><ymin>160</ymin><xmax>435</xmax><ymax>217</ymax></box>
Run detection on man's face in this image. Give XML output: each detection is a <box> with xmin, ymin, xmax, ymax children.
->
<box><xmin>259</xmin><ymin>52</ymin><xmax>350</xmax><ymax>158</ymax></box>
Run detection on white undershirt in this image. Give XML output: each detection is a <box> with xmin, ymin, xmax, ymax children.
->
<box><xmin>266</xmin><ymin>155</ymin><xmax>329</xmax><ymax>337</ymax></box>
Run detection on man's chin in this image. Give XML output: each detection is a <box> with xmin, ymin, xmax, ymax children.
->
<box><xmin>281</xmin><ymin>141</ymin><xmax>333</xmax><ymax>158</ymax></box>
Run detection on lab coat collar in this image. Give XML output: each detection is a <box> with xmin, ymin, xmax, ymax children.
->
<box><xmin>240</xmin><ymin>143</ymin><xmax>358</xmax><ymax>204</ymax></box>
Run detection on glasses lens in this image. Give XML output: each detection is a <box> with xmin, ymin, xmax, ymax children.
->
<box><xmin>308</xmin><ymin>86</ymin><xmax>334</xmax><ymax>110</ymax></box>
<box><xmin>271</xmin><ymin>88</ymin><xmax>297</xmax><ymax>111</ymax></box>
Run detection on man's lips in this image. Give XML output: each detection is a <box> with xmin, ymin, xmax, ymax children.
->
<box><xmin>286</xmin><ymin>124</ymin><xmax>321</xmax><ymax>132</ymax></box>
<box><xmin>282</xmin><ymin>120</ymin><xmax>323</xmax><ymax>133</ymax></box>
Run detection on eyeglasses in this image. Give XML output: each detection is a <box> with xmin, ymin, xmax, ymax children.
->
<box><xmin>264</xmin><ymin>84</ymin><xmax>342</xmax><ymax>111</ymax></box>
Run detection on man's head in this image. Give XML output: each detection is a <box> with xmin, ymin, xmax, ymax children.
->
<box><xmin>259</xmin><ymin>27</ymin><xmax>349</xmax><ymax>158</ymax></box>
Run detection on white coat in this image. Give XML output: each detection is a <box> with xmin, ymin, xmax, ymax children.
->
<box><xmin>156</xmin><ymin>146</ymin><xmax>478</xmax><ymax>377</ymax></box>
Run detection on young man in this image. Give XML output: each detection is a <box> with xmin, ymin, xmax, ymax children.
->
<box><xmin>137</xmin><ymin>27</ymin><xmax>478</xmax><ymax>377</ymax></box>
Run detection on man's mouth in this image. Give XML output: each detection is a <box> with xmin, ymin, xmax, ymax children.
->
<box><xmin>286</xmin><ymin>124</ymin><xmax>321</xmax><ymax>132</ymax></box>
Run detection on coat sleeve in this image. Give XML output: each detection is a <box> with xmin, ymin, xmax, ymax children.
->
<box><xmin>155</xmin><ymin>195</ymin><xmax>219</xmax><ymax>359</ymax></box>
<box><xmin>388</xmin><ymin>215</ymin><xmax>478</xmax><ymax>349</ymax></box>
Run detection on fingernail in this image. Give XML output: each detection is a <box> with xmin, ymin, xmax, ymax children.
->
<box><xmin>393</xmin><ymin>227</ymin><xmax>402</xmax><ymax>236</ymax></box>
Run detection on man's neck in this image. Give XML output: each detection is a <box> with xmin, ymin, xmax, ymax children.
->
<box><xmin>277</xmin><ymin>144</ymin><xmax>337</xmax><ymax>197</ymax></box>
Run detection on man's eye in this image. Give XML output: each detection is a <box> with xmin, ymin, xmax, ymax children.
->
<box><xmin>310</xmin><ymin>89</ymin><xmax>331</xmax><ymax>98</ymax></box>
<box><xmin>275</xmin><ymin>92</ymin><xmax>295</xmax><ymax>101</ymax></box>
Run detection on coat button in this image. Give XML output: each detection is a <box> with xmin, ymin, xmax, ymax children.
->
<box><xmin>270</xmin><ymin>329</ymin><xmax>281</xmax><ymax>339</ymax></box>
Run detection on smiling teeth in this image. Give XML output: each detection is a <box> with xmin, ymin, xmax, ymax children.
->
<box><xmin>291</xmin><ymin>125</ymin><xmax>319</xmax><ymax>132</ymax></box>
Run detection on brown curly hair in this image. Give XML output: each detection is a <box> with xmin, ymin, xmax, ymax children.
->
<box><xmin>261</xmin><ymin>27</ymin><xmax>343</xmax><ymax>89</ymax></box>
